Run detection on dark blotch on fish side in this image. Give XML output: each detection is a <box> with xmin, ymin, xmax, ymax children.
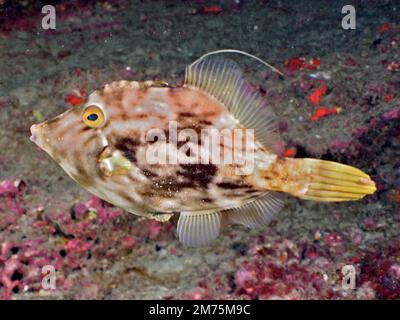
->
<box><xmin>115</xmin><ymin>137</ymin><xmax>140</xmax><ymax>151</ymax></box>
<box><xmin>141</xmin><ymin>169</ymin><xmax>158</xmax><ymax>177</ymax></box>
<box><xmin>178</xmin><ymin>163</ymin><xmax>217</xmax><ymax>188</ymax></box>
<box><xmin>245</xmin><ymin>189</ymin><xmax>259</xmax><ymax>193</ymax></box>
<box><xmin>117</xmin><ymin>190</ymin><xmax>135</xmax><ymax>203</ymax></box>
<box><xmin>199</xmin><ymin>120</ymin><xmax>212</xmax><ymax>125</ymax></box>
<box><xmin>151</xmin><ymin>164</ymin><xmax>217</xmax><ymax>195</ymax></box>
<box><xmin>115</xmin><ymin>137</ymin><xmax>140</xmax><ymax>163</ymax></box>
<box><xmin>76</xmin><ymin>164</ymin><xmax>88</xmax><ymax>178</ymax></box>
<box><xmin>81</xmin><ymin>126</ymin><xmax>92</xmax><ymax>132</ymax></box>
<box><xmin>123</xmin><ymin>150</ymin><xmax>137</xmax><ymax>164</ymax></box>
<box><xmin>112</xmin><ymin>88</ymin><xmax>124</xmax><ymax>104</ymax></box>
<box><xmin>217</xmin><ymin>181</ymin><xmax>252</xmax><ymax>189</ymax></box>
<box><xmin>153</xmin><ymin>176</ymin><xmax>194</xmax><ymax>194</ymax></box>
<box><xmin>177</xmin><ymin>123</ymin><xmax>203</xmax><ymax>136</ymax></box>
<box><xmin>179</xmin><ymin>112</ymin><xmax>195</xmax><ymax>117</ymax></box>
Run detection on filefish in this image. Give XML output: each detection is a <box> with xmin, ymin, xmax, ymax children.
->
<box><xmin>30</xmin><ymin>51</ymin><xmax>376</xmax><ymax>246</ymax></box>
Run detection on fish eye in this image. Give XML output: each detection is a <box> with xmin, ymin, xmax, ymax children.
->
<box><xmin>82</xmin><ymin>105</ymin><xmax>105</xmax><ymax>128</ymax></box>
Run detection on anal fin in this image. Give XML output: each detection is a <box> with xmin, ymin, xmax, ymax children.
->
<box><xmin>176</xmin><ymin>192</ymin><xmax>285</xmax><ymax>246</ymax></box>
<box><xmin>224</xmin><ymin>191</ymin><xmax>285</xmax><ymax>228</ymax></box>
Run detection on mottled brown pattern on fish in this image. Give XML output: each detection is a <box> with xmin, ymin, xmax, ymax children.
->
<box><xmin>117</xmin><ymin>189</ymin><xmax>137</xmax><ymax>204</ymax></box>
<box><xmin>179</xmin><ymin>112</ymin><xmax>196</xmax><ymax>117</ymax></box>
<box><xmin>141</xmin><ymin>169</ymin><xmax>158</xmax><ymax>177</ymax></box>
<box><xmin>29</xmin><ymin>51</ymin><xmax>377</xmax><ymax>247</ymax></box>
<box><xmin>31</xmin><ymin>81</ymin><xmax>278</xmax><ymax>214</ymax></box>
<box><xmin>216</xmin><ymin>181</ymin><xmax>253</xmax><ymax>189</ymax></box>
<box><xmin>145</xmin><ymin>164</ymin><xmax>218</xmax><ymax>196</ymax></box>
<box><xmin>167</xmin><ymin>87</ymin><xmax>223</xmax><ymax>124</ymax></box>
<box><xmin>199</xmin><ymin>120</ymin><xmax>212</xmax><ymax>125</ymax></box>
<box><xmin>99</xmin><ymin>83</ymin><xmax>149</xmax><ymax>118</ymax></box>
<box><xmin>115</xmin><ymin>137</ymin><xmax>140</xmax><ymax>150</ymax></box>
<box><xmin>259</xmin><ymin>157</ymin><xmax>291</xmax><ymax>188</ymax></box>
<box><xmin>81</xmin><ymin>126</ymin><xmax>92</xmax><ymax>132</ymax></box>
<box><xmin>153</xmin><ymin>176</ymin><xmax>190</xmax><ymax>195</ymax></box>
<box><xmin>245</xmin><ymin>189</ymin><xmax>260</xmax><ymax>194</ymax></box>
<box><xmin>178</xmin><ymin>164</ymin><xmax>218</xmax><ymax>188</ymax></box>
<box><xmin>248</xmin><ymin>156</ymin><xmax>311</xmax><ymax>195</ymax></box>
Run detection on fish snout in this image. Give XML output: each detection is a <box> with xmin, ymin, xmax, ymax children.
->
<box><xmin>30</xmin><ymin>124</ymin><xmax>39</xmax><ymax>143</ymax></box>
<box><xmin>30</xmin><ymin>123</ymin><xmax>47</xmax><ymax>150</ymax></box>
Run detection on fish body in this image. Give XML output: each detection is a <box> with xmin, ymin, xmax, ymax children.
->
<box><xmin>30</xmin><ymin>55</ymin><xmax>376</xmax><ymax>246</ymax></box>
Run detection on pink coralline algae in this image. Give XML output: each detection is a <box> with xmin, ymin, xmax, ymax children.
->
<box><xmin>0</xmin><ymin>180</ymin><xmax>21</xmax><ymax>195</ymax></box>
<box><xmin>329</xmin><ymin>140</ymin><xmax>352</xmax><ymax>152</ymax></box>
<box><xmin>0</xmin><ymin>177</ymin><xmax>180</xmax><ymax>299</ymax></box>
<box><xmin>1</xmin><ymin>177</ymin><xmax>399</xmax><ymax>300</ymax></box>
<box><xmin>143</xmin><ymin>220</ymin><xmax>163</xmax><ymax>239</ymax></box>
<box><xmin>358</xmin><ymin>241</ymin><xmax>400</xmax><ymax>299</ymax></box>
<box><xmin>323</xmin><ymin>232</ymin><xmax>343</xmax><ymax>248</ymax></box>
<box><xmin>382</xmin><ymin>106</ymin><xmax>400</xmax><ymax>120</ymax></box>
<box><xmin>0</xmin><ymin>180</ymin><xmax>26</xmax><ymax>225</ymax></box>
<box><xmin>119</xmin><ymin>236</ymin><xmax>137</xmax><ymax>249</ymax></box>
<box><xmin>175</xmin><ymin>237</ymin><xmax>340</xmax><ymax>300</ymax></box>
<box><xmin>363</xmin><ymin>218</ymin><xmax>384</xmax><ymax>231</ymax></box>
<box><xmin>174</xmin><ymin>232</ymin><xmax>400</xmax><ymax>300</ymax></box>
<box><xmin>0</xmin><ymin>179</ymin><xmax>140</xmax><ymax>299</ymax></box>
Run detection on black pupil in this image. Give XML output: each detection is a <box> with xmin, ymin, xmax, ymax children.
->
<box><xmin>87</xmin><ymin>113</ymin><xmax>98</xmax><ymax>121</ymax></box>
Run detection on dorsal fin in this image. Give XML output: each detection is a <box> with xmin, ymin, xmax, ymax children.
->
<box><xmin>184</xmin><ymin>56</ymin><xmax>282</xmax><ymax>153</ymax></box>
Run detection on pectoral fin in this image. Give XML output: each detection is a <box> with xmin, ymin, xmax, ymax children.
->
<box><xmin>98</xmin><ymin>147</ymin><xmax>132</xmax><ymax>177</ymax></box>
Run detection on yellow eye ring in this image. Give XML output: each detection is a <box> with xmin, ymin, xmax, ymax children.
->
<box><xmin>82</xmin><ymin>105</ymin><xmax>105</xmax><ymax>128</ymax></box>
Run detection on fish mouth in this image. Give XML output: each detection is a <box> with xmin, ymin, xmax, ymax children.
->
<box><xmin>30</xmin><ymin>124</ymin><xmax>40</xmax><ymax>144</ymax></box>
<box><xmin>30</xmin><ymin>123</ymin><xmax>48</xmax><ymax>152</ymax></box>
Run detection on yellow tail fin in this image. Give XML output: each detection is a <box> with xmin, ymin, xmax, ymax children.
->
<box><xmin>298</xmin><ymin>158</ymin><xmax>376</xmax><ymax>202</ymax></box>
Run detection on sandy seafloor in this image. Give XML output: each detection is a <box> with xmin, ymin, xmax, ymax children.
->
<box><xmin>0</xmin><ymin>0</ymin><xmax>399</xmax><ymax>299</ymax></box>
